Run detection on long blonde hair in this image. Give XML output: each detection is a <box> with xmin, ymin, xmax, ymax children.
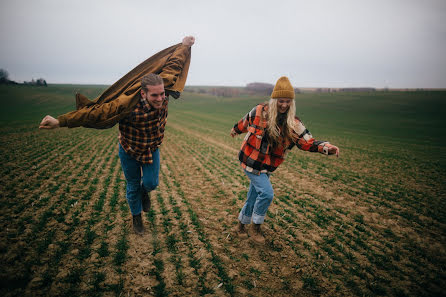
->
<box><xmin>266</xmin><ymin>98</ymin><xmax>303</xmax><ymax>146</ymax></box>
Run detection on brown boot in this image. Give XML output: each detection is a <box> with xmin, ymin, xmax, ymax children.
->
<box><xmin>233</xmin><ymin>222</ymin><xmax>248</xmax><ymax>239</ymax></box>
<box><xmin>249</xmin><ymin>224</ymin><xmax>265</xmax><ymax>245</ymax></box>
<box><xmin>141</xmin><ymin>187</ymin><xmax>151</xmax><ymax>212</ymax></box>
<box><xmin>132</xmin><ymin>213</ymin><xmax>144</xmax><ymax>235</ymax></box>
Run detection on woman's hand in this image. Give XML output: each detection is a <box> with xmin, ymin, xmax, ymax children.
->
<box><xmin>327</xmin><ymin>144</ymin><xmax>340</xmax><ymax>157</ymax></box>
<box><xmin>230</xmin><ymin>128</ymin><xmax>237</xmax><ymax>138</ymax></box>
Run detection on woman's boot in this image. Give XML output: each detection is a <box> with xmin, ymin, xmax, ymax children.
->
<box><xmin>233</xmin><ymin>221</ymin><xmax>248</xmax><ymax>239</ymax></box>
<box><xmin>249</xmin><ymin>224</ymin><xmax>265</xmax><ymax>244</ymax></box>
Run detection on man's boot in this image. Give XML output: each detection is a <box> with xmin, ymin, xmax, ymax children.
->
<box><xmin>132</xmin><ymin>213</ymin><xmax>144</xmax><ymax>235</ymax></box>
<box><xmin>249</xmin><ymin>224</ymin><xmax>265</xmax><ymax>245</ymax></box>
<box><xmin>141</xmin><ymin>187</ymin><xmax>151</xmax><ymax>212</ymax></box>
<box><xmin>233</xmin><ymin>222</ymin><xmax>248</xmax><ymax>239</ymax></box>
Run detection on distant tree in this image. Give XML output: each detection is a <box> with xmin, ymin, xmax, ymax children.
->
<box><xmin>36</xmin><ymin>78</ymin><xmax>47</xmax><ymax>86</ymax></box>
<box><xmin>24</xmin><ymin>77</ymin><xmax>48</xmax><ymax>86</ymax></box>
<box><xmin>246</xmin><ymin>82</ymin><xmax>274</xmax><ymax>95</ymax></box>
<box><xmin>0</xmin><ymin>68</ymin><xmax>9</xmax><ymax>84</ymax></box>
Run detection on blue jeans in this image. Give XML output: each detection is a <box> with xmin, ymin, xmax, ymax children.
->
<box><xmin>118</xmin><ymin>143</ymin><xmax>160</xmax><ymax>215</ymax></box>
<box><xmin>238</xmin><ymin>170</ymin><xmax>274</xmax><ymax>225</ymax></box>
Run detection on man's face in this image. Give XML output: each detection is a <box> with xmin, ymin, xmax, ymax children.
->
<box><xmin>141</xmin><ymin>84</ymin><xmax>165</xmax><ymax>109</ymax></box>
<box><xmin>277</xmin><ymin>98</ymin><xmax>292</xmax><ymax>114</ymax></box>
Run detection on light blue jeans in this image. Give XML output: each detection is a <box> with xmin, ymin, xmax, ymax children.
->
<box><xmin>118</xmin><ymin>143</ymin><xmax>160</xmax><ymax>215</ymax></box>
<box><xmin>238</xmin><ymin>170</ymin><xmax>274</xmax><ymax>225</ymax></box>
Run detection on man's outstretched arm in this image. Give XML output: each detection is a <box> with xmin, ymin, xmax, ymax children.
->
<box><xmin>160</xmin><ymin>36</ymin><xmax>195</xmax><ymax>94</ymax></box>
<box><xmin>38</xmin><ymin>36</ymin><xmax>195</xmax><ymax>130</ymax></box>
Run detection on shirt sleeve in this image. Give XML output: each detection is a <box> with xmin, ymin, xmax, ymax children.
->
<box><xmin>294</xmin><ymin>118</ymin><xmax>330</xmax><ymax>154</ymax></box>
<box><xmin>233</xmin><ymin>105</ymin><xmax>258</xmax><ymax>134</ymax></box>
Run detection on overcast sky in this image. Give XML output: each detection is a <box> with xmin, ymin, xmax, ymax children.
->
<box><xmin>1</xmin><ymin>0</ymin><xmax>445</xmax><ymax>88</ymax></box>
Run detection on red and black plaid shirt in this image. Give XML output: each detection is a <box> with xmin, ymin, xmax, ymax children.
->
<box><xmin>234</xmin><ymin>104</ymin><xmax>329</xmax><ymax>174</ymax></box>
<box><xmin>118</xmin><ymin>95</ymin><xmax>168</xmax><ymax>164</ymax></box>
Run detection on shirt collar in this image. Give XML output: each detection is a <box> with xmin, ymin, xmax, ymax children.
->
<box><xmin>140</xmin><ymin>96</ymin><xmax>154</xmax><ymax>112</ymax></box>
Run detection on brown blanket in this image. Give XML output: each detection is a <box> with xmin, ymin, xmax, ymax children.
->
<box><xmin>58</xmin><ymin>43</ymin><xmax>191</xmax><ymax>128</ymax></box>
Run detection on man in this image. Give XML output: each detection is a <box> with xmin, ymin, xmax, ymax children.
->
<box><xmin>39</xmin><ymin>36</ymin><xmax>195</xmax><ymax>235</ymax></box>
<box><xmin>230</xmin><ymin>76</ymin><xmax>339</xmax><ymax>244</ymax></box>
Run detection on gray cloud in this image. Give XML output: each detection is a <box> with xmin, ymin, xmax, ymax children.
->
<box><xmin>1</xmin><ymin>0</ymin><xmax>445</xmax><ymax>87</ymax></box>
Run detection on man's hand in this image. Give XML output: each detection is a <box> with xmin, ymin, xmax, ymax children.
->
<box><xmin>230</xmin><ymin>128</ymin><xmax>237</xmax><ymax>138</ymax></box>
<box><xmin>182</xmin><ymin>36</ymin><xmax>195</xmax><ymax>47</ymax></box>
<box><xmin>39</xmin><ymin>115</ymin><xmax>60</xmax><ymax>129</ymax></box>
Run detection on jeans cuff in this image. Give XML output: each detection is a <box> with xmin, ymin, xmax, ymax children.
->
<box><xmin>252</xmin><ymin>213</ymin><xmax>265</xmax><ymax>224</ymax></box>
<box><xmin>238</xmin><ymin>213</ymin><xmax>252</xmax><ymax>225</ymax></box>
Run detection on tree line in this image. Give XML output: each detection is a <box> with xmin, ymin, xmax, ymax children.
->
<box><xmin>0</xmin><ymin>68</ymin><xmax>47</xmax><ymax>86</ymax></box>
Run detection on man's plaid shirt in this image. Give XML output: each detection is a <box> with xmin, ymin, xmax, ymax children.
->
<box><xmin>118</xmin><ymin>95</ymin><xmax>168</xmax><ymax>164</ymax></box>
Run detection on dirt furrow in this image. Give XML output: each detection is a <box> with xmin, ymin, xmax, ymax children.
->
<box><xmin>20</xmin><ymin>133</ymin><xmax>118</xmax><ymax>296</ymax></box>
<box><xmin>164</xmin><ymin>124</ymin><xmax>425</xmax><ymax>296</ymax></box>
<box><xmin>162</xmin><ymin>132</ymin><xmax>310</xmax><ymax>296</ymax></box>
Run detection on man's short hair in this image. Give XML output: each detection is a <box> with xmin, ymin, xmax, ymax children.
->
<box><xmin>141</xmin><ymin>73</ymin><xmax>163</xmax><ymax>91</ymax></box>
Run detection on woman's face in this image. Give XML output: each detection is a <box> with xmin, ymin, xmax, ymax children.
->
<box><xmin>277</xmin><ymin>98</ymin><xmax>292</xmax><ymax>114</ymax></box>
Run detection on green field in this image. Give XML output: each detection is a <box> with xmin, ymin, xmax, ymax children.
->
<box><xmin>1</xmin><ymin>84</ymin><xmax>445</xmax><ymax>296</ymax></box>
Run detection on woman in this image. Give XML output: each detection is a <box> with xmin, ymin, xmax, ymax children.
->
<box><xmin>230</xmin><ymin>76</ymin><xmax>339</xmax><ymax>244</ymax></box>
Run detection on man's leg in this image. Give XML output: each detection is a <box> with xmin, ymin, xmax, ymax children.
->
<box><xmin>140</xmin><ymin>148</ymin><xmax>160</xmax><ymax>211</ymax></box>
<box><xmin>141</xmin><ymin>148</ymin><xmax>160</xmax><ymax>191</ymax></box>
<box><xmin>118</xmin><ymin>144</ymin><xmax>144</xmax><ymax>234</ymax></box>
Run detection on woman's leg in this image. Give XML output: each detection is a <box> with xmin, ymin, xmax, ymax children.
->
<box><xmin>238</xmin><ymin>181</ymin><xmax>258</xmax><ymax>224</ymax></box>
<box><xmin>246</xmin><ymin>171</ymin><xmax>274</xmax><ymax>224</ymax></box>
<box><xmin>239</xmin><ymin>170</ymin><xmax>274</xmax><ymax>224</ymax></box>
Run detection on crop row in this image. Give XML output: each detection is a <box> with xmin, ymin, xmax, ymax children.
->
<box><xmin>1</xmin><ymin>128</ymin><xmax>134</xmax><ymax>296</ymax></box>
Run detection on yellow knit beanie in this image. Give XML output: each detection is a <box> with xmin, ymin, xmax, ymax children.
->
<box><xmin>271</xmin><ymin>76</ymin><xmax>295</xmax><ymax>99</ymax></box>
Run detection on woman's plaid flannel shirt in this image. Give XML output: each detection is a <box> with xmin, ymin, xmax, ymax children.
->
<box><xmin>118</xmin><ymin>96</ymin><xmax>168</xmax><ymax>164</ymax></box>
<box><xmin>233</xmin><ymin>104</ymin><xmax>330</xmax><ymax>174</ymax></box>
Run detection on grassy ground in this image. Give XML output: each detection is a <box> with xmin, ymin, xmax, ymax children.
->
<box><xmin>0</xmin><ymin>84</ymin><xmax>445</xmax><ymax>296</ymax></box>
